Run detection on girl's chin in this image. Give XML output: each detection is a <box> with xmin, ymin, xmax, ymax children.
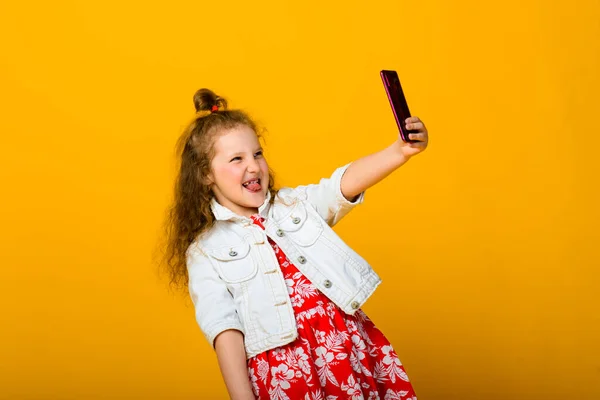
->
<box><xmin>242</xmin><ymin>190</ymin><xmax>267</xmax><ymax>204</ymax></box>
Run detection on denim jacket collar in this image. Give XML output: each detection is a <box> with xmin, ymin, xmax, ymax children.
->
<box><xmin>210</xmin><ymin>191</ymin><xmax>272</xmax><ymax>223</ymax></box>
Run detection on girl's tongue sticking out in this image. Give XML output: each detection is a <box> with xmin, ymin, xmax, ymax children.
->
<box><xmin>243</xmin><ymin>179</ymin><xmax>261</xmax><ymax>193</ymax></box>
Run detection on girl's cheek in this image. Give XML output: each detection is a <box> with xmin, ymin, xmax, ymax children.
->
<box><xmin>225</xmin><ymin>165</ymin><xmax>242</xmax><ymax>181</ymax></box>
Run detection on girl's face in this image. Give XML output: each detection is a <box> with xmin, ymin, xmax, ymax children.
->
<box><xmin>208</xmin><ymin>124</ymin><xmax>270</xmax><ymax>218</ymax></box>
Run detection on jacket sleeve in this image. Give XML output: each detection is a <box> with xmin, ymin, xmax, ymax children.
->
<box><xmin>292</xmin><ymin>163</ymin><xmax>365</xmax><ymax>227</ymax></box>
<box><xmin>186</xmin><ymin>244</ymin><xmax>244</xmax><ymax>347</ymax></box>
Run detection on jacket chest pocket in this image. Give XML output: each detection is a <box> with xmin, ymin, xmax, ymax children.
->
<box><xmin>278</xmin><ymin>202</ymin><xmax>324</xmax><ymax>247</ymax></box>
<box><xmin>207</xmin><ymin>242</ymin><xmax>257</xmax><ymax>283</ymax></box>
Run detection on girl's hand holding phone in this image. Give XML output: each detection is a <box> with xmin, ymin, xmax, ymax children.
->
<box><xmin>399</xmin><ymin>116</ymin><xmax>429</xmax><ymax>158</ymax></box>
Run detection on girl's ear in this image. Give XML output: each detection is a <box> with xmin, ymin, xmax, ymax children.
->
<box><xmin>199</xmin><ymin>170</ymin><xmax>214</xmax><ymax>186</ymax></box>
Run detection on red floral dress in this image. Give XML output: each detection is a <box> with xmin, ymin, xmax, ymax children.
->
<box><xmin>247</xmin><ymin>215</ymin><xmax>417</xmax><ymax>400</ymax></box>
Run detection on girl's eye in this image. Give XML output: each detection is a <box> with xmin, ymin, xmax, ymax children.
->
<box><xmin>254</xmin><ymin>151</ymin><xmax>263</xmax><ymax>158</ymax></box>
<box><xmin>230</xmin><ymin>156</ymin><xmax>242</xmax><ymax>162</ymax></box>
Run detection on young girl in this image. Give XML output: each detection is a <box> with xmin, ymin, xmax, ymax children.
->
<box><xmin>164</xmin><ymin>88</ymin><xmax>429</xmax><ymax>399</ymax></box>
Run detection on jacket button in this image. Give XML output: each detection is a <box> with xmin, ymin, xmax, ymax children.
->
<box><xmin>323</xmin><ymin>279</ymin><xmax>332</xmax><ymax>288</ymax></box>
<box><xmin>292</xmin><ymin>217</ymin><xmax>301</xmax><ymax>224</ymax></box>
<box><xmin>351</xmin><ymin>301</ymin><xmax>360</xmax><ymax>310</ymax></box>
<box><xmin>229</xmin><ymin>250</ymin><xmax>238</xmax><ymax>257</ymax></box>
<box><xmin>297</xmin><ymin>256</ymin><xmax>307</xmax><ymax>264</ymax></box>
<box><xmin>276</xmin><ymin>229</ymin><xmax>285</xmax><ymax>237</ymax></box>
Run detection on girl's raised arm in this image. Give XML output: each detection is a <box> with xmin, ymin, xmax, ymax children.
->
<box><xmin>341</xmin><ymin>117</ymin><xmax>428</xmax><ymax>200</ymax></box>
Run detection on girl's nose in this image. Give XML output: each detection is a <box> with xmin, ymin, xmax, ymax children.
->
<box><xmin>247</xmin><ymin>158</ymin><xmax>260</xmax><ymax>172</ymax></box>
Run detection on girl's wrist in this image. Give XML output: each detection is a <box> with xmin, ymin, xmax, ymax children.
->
<box><xmin>390</xmin><ymin>140</ymin><xmax>411</xmax><ymax>164</ymax></box>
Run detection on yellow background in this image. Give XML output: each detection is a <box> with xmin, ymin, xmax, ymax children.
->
<box><xmin>1</xmin><ymin>0</ymin><xmax>599</xmax><ymax>399</ymax></box>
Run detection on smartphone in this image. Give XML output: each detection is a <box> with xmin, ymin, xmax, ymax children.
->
<box><xmin>380</xmin><ymin>70</ymin><xmax>419</xmax><ymax>142</ymax></box>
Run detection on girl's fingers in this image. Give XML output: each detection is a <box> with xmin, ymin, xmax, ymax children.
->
<box><xmin>408</xmin><ymin>133</ymin><xmax>427</xmax><ymax>141</ymax></box>
<box><xmin>405</xmin><ymin>116</ymin><xmax>421</xmax><ymax>124</ymax></box>
<box><xmin>406</xmin><ymin>122</ymin><xmax>424</xmax><ymax>131</ymax></box>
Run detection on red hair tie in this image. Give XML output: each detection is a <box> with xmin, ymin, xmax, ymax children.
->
<box><xmin>211</xmin><ymin>105</ymin><xmax>219</xmax><ymax>112</ymax></box>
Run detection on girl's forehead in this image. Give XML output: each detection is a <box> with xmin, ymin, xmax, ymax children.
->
<box><xmin>213</xmin><ymin>125</ymin><xmax>260</xmax><ymax>153</ymax></box>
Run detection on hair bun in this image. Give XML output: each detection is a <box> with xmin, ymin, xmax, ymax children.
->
<box><xmin>193</xmin><ymin>88</ymin><xmax>228</xmax><ymax>112</ymax></box>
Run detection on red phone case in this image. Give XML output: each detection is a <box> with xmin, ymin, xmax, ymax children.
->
<box><xmin>380</xmin><ymin>70</ymin><xmax>419</xmax><ymax>142</ymax></box>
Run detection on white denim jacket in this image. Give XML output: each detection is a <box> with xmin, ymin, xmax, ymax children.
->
<box><xmin>187</xmin><ymin>163</ymin><xmax>382</xmax><ymax>359</ymax></box>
